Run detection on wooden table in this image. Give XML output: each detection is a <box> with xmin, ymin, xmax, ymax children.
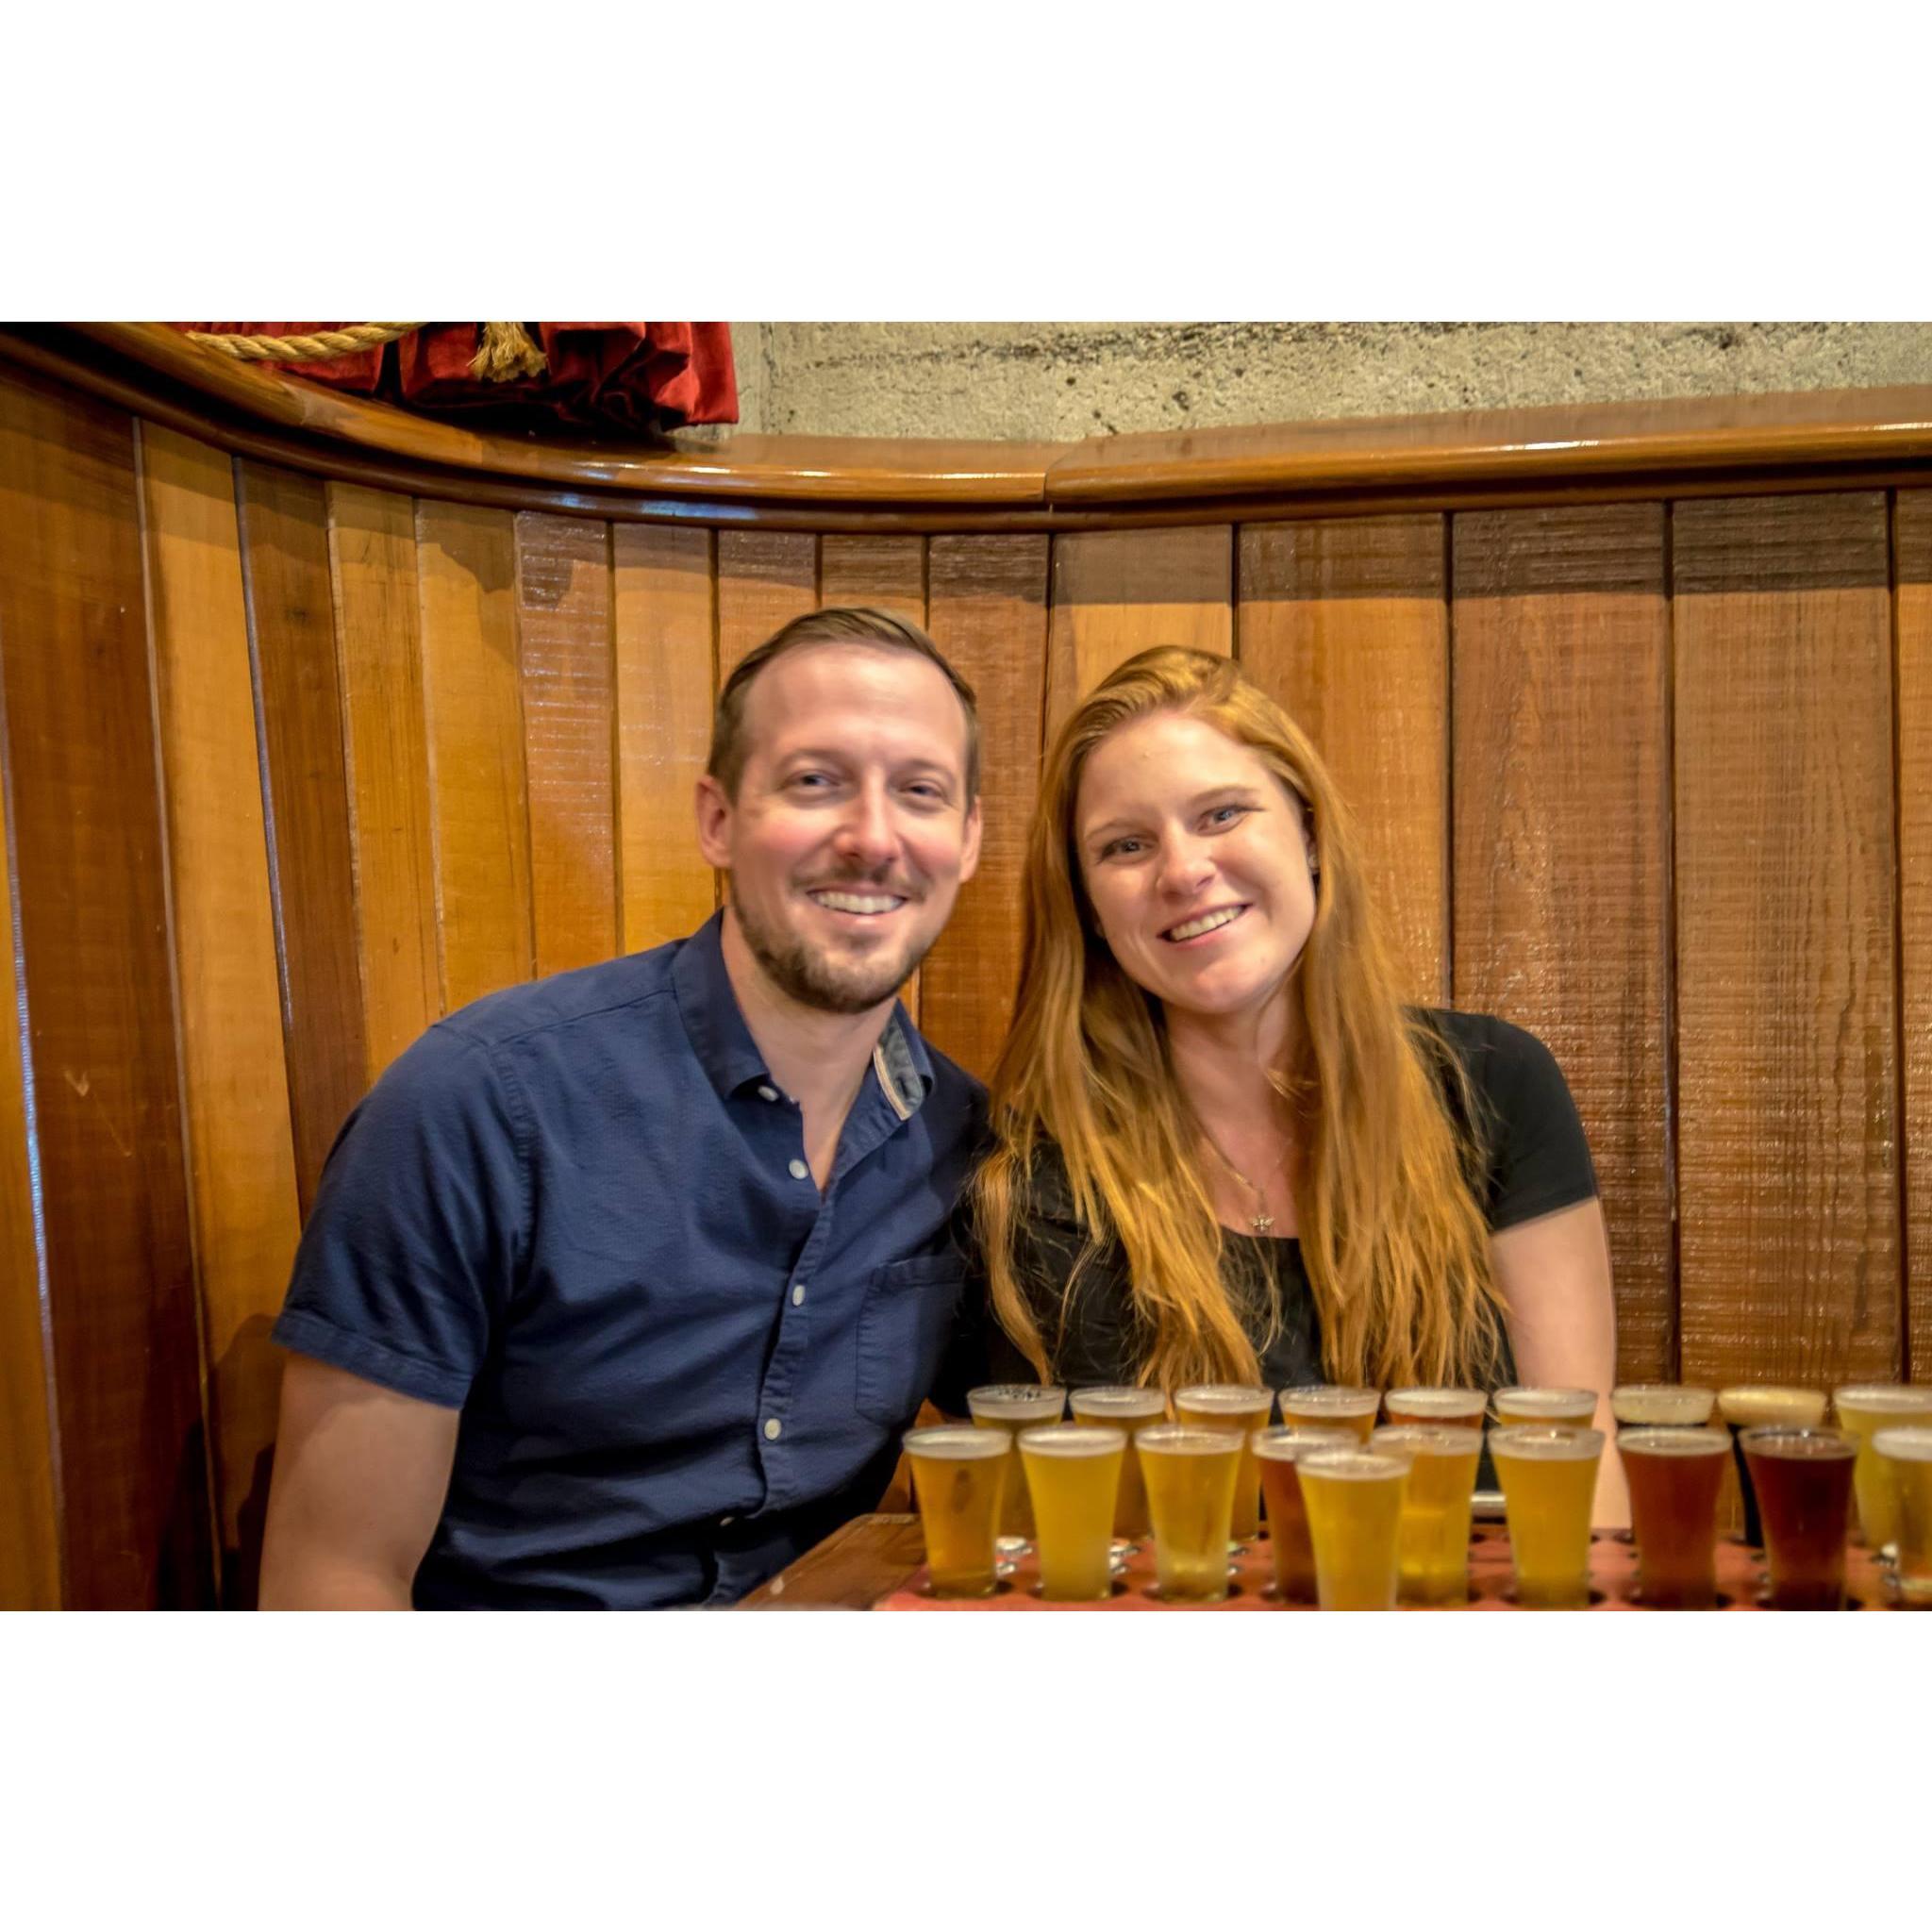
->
<box><xmin>736</xmin><ymin>1513</ymin><xmax>1903</xmax><ymax>1609</ymax></box>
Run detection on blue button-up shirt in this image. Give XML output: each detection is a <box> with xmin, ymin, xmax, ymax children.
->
<box><xmin>274</xmin><ymin>911</ymin><xmax>985</xmax><ymax>1607</ymax></box>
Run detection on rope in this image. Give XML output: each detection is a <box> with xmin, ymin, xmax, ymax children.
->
<box><xmin>181</xmin><ymin>321</ymin><xmax>550</xmax><ymax>383</ymax></box>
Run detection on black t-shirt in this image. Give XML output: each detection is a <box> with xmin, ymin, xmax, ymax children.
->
<box><xmin>967</xmin><ymin>1009</ymin><xmax>1598</xmax><ymax>1395</ymax></box>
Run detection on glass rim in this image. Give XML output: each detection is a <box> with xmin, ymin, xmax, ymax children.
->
<box><xmin>1610</xmin><ymin>1383</ymin><xmax>1716</xmax><ymax>1421</ymax></box>
<box><xmin>1134</xmin><ymin>1423</ymin><xmax>1246</xmax><ymax>1457</ymax></box>
<box><xmin>1488</xmin><ymin>1424</ymin><xmax>1606</xmax><ymax>1459</ymax></box>
<box><xmin>1739</xmin><ymin>1424</ymin><xmax>1857</xmax><ymax>1458</ymax></box>
<box><xmin>1251</xmin><ymin>1425</ymin><xmax>1355</xmax><ymax>1461</ymax></box>
<box><xmin>1018</xmin><ymin>1423</ymin><xmax>1125</xmax><ymax>1456</ymax></box>
<box><xmin>1617</xmin><ymin>1426</ymin><xmax>1731</xmax><ymax>1457</ymax></box>
<box><xmin>1296</xmin><ymin>1448</ymin><xmax>1409</xmax><ymax>1482</ymax></box>
<box><xmin>903</xmin><ymin>1424</ymin><xmax>1010</xmax><ymax>1458</ymax></box>
<box><xmin>1833</xmin><ymin>1384</ymin><xmax>1932</xmax><ymax>1411</ymax></box>
<box><xmin>1493</xmin><ymin>1385</ymin><xmax>1596</xmax><ymax>1409</ymax></box>
<box><xmin>1372</xmin><ymin>1424</ymin><xmax>1485</xmax><ymax>1457</ymax></box>
<box><xmin>1873</xmin><ymin>1425</ymin><xmax>1932</xmax><ymax>1461</ymax></box>
<box><xmin>1174</xmin><ymin>1384</ymin><xmax>1273</xmax><ymax>1411</ymax></box>
<box><xmin>1384</xmin><ymin>1386</ymin><xmax>1487</xmax><ymax>1413</ymax></box>
<box><xmin>1068</xmin><ymin>1387</ymin><xmax>1170</xmax><ymax>1416</ymax></box>
<box><xmin>1277</xmin><ymin>1384</ymin><xmax>1380</xmax><ymax>1411</ymax></box>
<box><xmin>1716</xmin><ymin>1386</ymin><xmax>1829</xmax><ymax>1425</ymax></box>
<box><xmin>967</xmin><ymin>1383</ymin><xmax>1066</xmax><ymax>1404</ymax></box>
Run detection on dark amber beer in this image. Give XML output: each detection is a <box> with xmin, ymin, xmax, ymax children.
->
<box><xmin>1742</xmin><ymin>1426</ymin><xmax>1857</xmax><ymax>1610</ymax></box>
<box><xmin>1620</xmin><ymin>1426</ymin><xmax>1729</xmax><ymax>1608</ymax></box>
<box><xmin>1251</xmin><ymin>1426</ymin><xmax>1353</xmax><ymax>1602</ymax></box>
<box><xmin>1718</xmin><ymin>1388</ymin><xmax>1827</xmax><ymax>1547</ymax></box>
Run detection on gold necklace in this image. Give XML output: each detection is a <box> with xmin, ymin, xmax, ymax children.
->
<box><xmin>1199</xmin><ymin>1130</ymin><xmax>1287</xmax><ymax>1237</ymax></box>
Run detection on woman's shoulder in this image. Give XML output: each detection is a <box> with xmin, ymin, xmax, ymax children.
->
<box><xmin>1407</xmin><ymin>1007</ymin><xmax>1565</xmax><ymax>1104</ymax></box>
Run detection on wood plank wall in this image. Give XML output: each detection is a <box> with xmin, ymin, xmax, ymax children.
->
<box><xmin>1</xmin><ymin>357</ymin><xmax>1927</xmax><ymax>1605</ymax></box>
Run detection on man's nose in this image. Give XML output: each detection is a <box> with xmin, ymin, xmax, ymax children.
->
<box><xmin>833</xmin><ymin>782</ymin><xmax>898</xmax><ymax>870</ymax></box>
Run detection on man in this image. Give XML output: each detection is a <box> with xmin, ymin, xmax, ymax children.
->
<box><xmin>258</xmin><ymin>608</ymin><xmax>984</xmax><ymax>1608</ymax></box>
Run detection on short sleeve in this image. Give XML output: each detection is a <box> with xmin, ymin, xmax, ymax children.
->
<box><xmin>272</xmin><ymin>1024</ymin><xmax>525</xmax><ymax>1408</ymax></box>
<box><xmin>1451</xmin><ymin>1014</ymin><xmax>1599</xmax><ymax>1232</ymax></box>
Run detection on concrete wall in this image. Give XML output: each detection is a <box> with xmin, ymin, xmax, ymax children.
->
<box><xmin>725</xmin><ymin>322</ymin><xmax>1932</xmax><ymax>440</ymax></box>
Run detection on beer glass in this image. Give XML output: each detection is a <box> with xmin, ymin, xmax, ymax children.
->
<box><xmin>1019</xmin><ymin>1424</ymin><xmax>1126</xmax><ymax>1602</ymax></box>
<box><xmin>1831</xmin><ymin>1385</ymin><xmax>1932</xmax><ymax>1550</ymax></box>
<box><xmin>1611</xmin><ymin>1385</ymin><xmax>1716</xmax><ymax>1430</ymax></box>
<box><xmin>1742</xmin><ymin>1426</ymin><xmax>1857</xmax><ymax>1610</ymax></box>
<box><xmin>1371</xmin><ymin>1424</ymin><xmax>1482</xmax><ymax>1606</ymax></box>
<box><xmin>1251</xmin><ymin>1426</ymin><xmax>1354</xmax><ymax>1602</ymax></box>
<box><xmin>1070</xmin><ymin>1387</ymin><xmax>1168</xmax><ymax>1544</ymax></box>
<box><xmin>1491</xmin><ymin>1425</ymin><xmax>1605</xmax><ymax>1608</ymax></box>
<box><xmin>1277</xmin><ymin>1385</ymin><xmax>1381</xmax><ymax>1441</ymax></box>
<box><xmin>1174</xmin><ymin>1385</ymin><xmax>1274</xmax><ymax>1541</ymax></box>
<box><xmin>904</xmin><ymin>1424</ymin><xmax>1010</xmax><ymax>1598</ymax></box>
<box><xmin>968</xmin><ymin>1385</ymin><xmax>1066</xmax><ymax>1548</ymax></box>
<box><xmin>1619</xmin><ymin>1426</ymin><xmax>1729</xmax><ymax>1608</ymax></box>
<box><xmin>1874</xmin><ymin>1425</ymin><xmax>1932</xmax><ymax>1606</ymax></box>
<box><xmin>1297</xmin><ymin>1449</ymin><xmax>1411</xmax><ymax>1610</ymax></box>
<box><xmin>1492</xmin><ymin>1386</ymin><xmax>1597</xmax><ymax>1429</ymax></box>
<box><xmin>1717</xmin><ymin>1387</ymin><xmax>1827</xmax><ymax>1547</ymax></box>
<box><xmin>1136</xmin><ymin>1424</ymin><xmax>1244</xmax><ymax>1603</ymax></box>
<box><xmin>1384</xmin><ymin>1387</ymin><xmax>1486</xmax><ymax>1429</ymax></box>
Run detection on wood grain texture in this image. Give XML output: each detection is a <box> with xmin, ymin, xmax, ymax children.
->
<box><xmin>920</xmin><ymin>535</ymin><xmax>1051</xmax><ymax>1080</ymax></box>
<box><xmin>1451</xmin><ymin>506</ymin><xmax>1674</xmax><ymax>1380</ymax></box>
<box><xmin>717</xmin><ymin>530</ymin><xmax>816</xmax><ymax>680</ymax></box>
<box><xmin>613</xmin><ymin>524</ymin><xmax>716</xmax><ymax>952</ymax></box>
<box><xmin>733</xmin><ymin>1513</ymin><xmax>927</xmax><ymax>1609</ymax></box>
<box><xmin>0</xmin><ymin>371</ymin><xmax>208</xmax><ymax>1607</ymax></box>
<box><xmin>1897</xmin><ymin>492</ymin><xmax>1932</xmax><ymax>1380</ymax></box>
<box><xmin>326</xmin><ymin>483</ymin><xmax>439</xmax><ymax>1079</ymax></box>
<box><xmin>515</xmin><ymin>513</ymin><xmax>617</xmax><ymax>977</ymax></box>
<box><xmin>1674</xmin><ymin>493</ymin><xmax>1898</xmax><ymax>1388</ymax></box>
<box><xmin>1045</xmin><ymin>526</ymin><xmax>1232</xmax><ymax>741</ymax></box>
<box><xmin>1238</xmin><ymin>517</ymin><xmax>1448</xmax><ymax>1005</ymax></box>
<box><xmin>238</xmin><ymin>462</ymin><xmax>370</xmax><ymax>1216</ymax></box>
<box><xmin>415</xmin><ymin>501</ymin><xmax>535</xmax><ymax>1010</ymax></box>
<box><xmin>142</xmin><ymin>427</ymin><xmax>302</xmax><ymax>1605</ymax></box>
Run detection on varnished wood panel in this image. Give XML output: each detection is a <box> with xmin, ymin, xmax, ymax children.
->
<box><xmin>717</xmin><ymin>531</ymin><xmax>816</xmax><ymax>680</ymax></box>
<box><xmin>1045</xmin><ymin>526</ymin><xmax>1232</xmax><ymax>741</ymax></box>
<box><xmin>238</xmin><ymin>463</ymin><xmax>369</xmax><ymax>1214</ymax></box>
<box><xmin>1238</xmin><ymin>517</ymin><xmax>1448</xmax><ymax>1005</ymax></box>
<box><xmin>820</xmin><ymin>535</ymin><xmax>927</xmax><ymax>624</ymax></box>
<box><xmin>415</xmin><ymin>501</ymin><xmax>535</xmax><ymax>1010</ymax></box>
<box><xmin>516</xmin><ymin>513</ymin><xmax>617</xmax><ymax>976</ymax></box>
<box><xmin>1451</xmin><ymin>506</ymin><xmax>1674</xmax><ymax>1380</ymax></box>
<box><xmin>613</xmin><ymin>524</ymin><xmax>716</xmax><ymax>951</ymax></box>
<box><xmin>143</xmin><ymin>427</ymin><xmax>302</xmax><ymax>1605</ymax></box>
<box><xmin>1898</xmin><ymin>492</ymin><xmax>1932</xmax><ymax>1379</ymax></box>
<box><xmin>326</xmin><ymin>482</ymin><xmax>439</xmax><ymax>1079</ymax></box>
<box><xmin>1674</xmin><ymin>493</ymin><xmax>1898</xmax><ymax>1388</ymax></box>
<box><xmin>920</xmin><ymin>535</ymin><xmax>1051</xmax><ymax>1080</ymax></box>
<box><xmin>0</xmin><ymin>372</ymin><xmax>208</xmax><ymax>1607</ymax></box>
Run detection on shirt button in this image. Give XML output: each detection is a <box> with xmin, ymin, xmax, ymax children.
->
<box><xmin>758</xmin><ymin>1085</ymin><xmax>778</xmax><ymax>1102</ymax></box>
<box><xmin>719</xmin><ymin>1515</ymin><xmax>736</xmax><ymax>1527</ymax></box>
<box><xmin>788</xmin><ymin>1158</ymin><xmax>809</xmax><ymax>1180</ymax></box>
<box><xmin>791</xmin><ymin>1281</ymin><xmax>806</xmax><ymax>1307</ymax></box>
<box><xmin>763</xmin><ymin>1417</ymin><xmax>782</xmax><ymax>1441</ymax></box>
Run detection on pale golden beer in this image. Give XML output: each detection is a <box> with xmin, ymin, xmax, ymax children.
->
<box><xmin>1278</xmin><ymin>1385</ymin><xmax>1380</xmax><ymax>1442</ymax></box>
<box><xmin>1019</xmin><ymin>1424</ymin><xmax>1125</xmax><ymax>1602</ymax></box>
<box><xmin>1717</xmin><ymin>1387</ymin><xmax>1828</xmax><ymax>1547</ymax></box>
<box><xmin>1297</xmin><ymin>1449</ymin><xmax>1410</xmax><ymax>1610</ymax></box>
<box><xmin>1371</xmin><ymin>1424</ymin><xmax>1482</xmax><ymax>1606</ymax></box>
<box><xmin>1610</xmin><ymin>1385</ymin><xmax>1717</xmax><ymax>1429</ymax></box>
<box><xmin>968</xmin><ymin>1384</ymin><xmax>1066</xmax><ymax>1543</ymax></box>
<box><xmin>1136</xmin><ymin>1424</ymin><xmax>1243</xmax><ymax>1603</ymax></box>
<box><xmin>1492</xmin><ymin>1387</ymin><xmax>1597</xmax><ymax>1429</ymax></box>
<box><xmin>1384</xmin><ymin>1388</ymin><xmax>1486</xmax><ymax>1429</ymax></box>
<box><xmin>1174</xmin><ymin>1385</ymin><xmax>1274</xmax><ymax>1540</ymax></box>
<box><xmin>1874</xmin><ymin>1426</ymin><xmax>1932</xmax><ymax>1606</ymax></box>
<box><xmin>1070</xmin><ymin>1387</ymin><xmax>1168</xmax><ymax>1541</ymax></box>
<box><xmin>904</xmin><ymin>1425</ymin><xmax>1010</xmax><ymax>1598</ymax></box>
<box><xmin>1491</xmin><ymin>1425</ymin><xmax>1605</xmax><ymax>1608</ymax></box>
<box><xmin>1831</xmin><ymin>1385</ymin><xmax>1932</xmax><ymax>1550</ymax></box>
<box><xmin>1252</xmin><ymin>1426</ymin><xmax>1354</xmax><ymax>1602</ymax></box>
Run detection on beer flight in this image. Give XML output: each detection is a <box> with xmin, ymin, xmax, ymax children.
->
<box><xmin>902</xmin><ymin>1381</ymin><xmax>1932</xmax><ymax>1610</ymax></box>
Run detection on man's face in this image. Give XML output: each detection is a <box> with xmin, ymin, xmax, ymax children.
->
<box><xmin>697</xmin><ymin>642</ymin><xmax>981</xmax><ymax>1015</ymax></box>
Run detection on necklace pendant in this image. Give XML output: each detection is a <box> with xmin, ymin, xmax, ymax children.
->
<box><xmin>1250</xmin><ymin>1211</ymin><xmax>1274</xmax><ymax>1236</ymax></box>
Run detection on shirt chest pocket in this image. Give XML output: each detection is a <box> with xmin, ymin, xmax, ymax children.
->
<box><xmin>853</xmin><ymin>1254</ymin><xmax>967</xmax><ymax>1428</ymax></box>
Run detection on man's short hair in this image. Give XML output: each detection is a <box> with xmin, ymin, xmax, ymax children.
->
<box><xmin>707</xmin><ymin>607</ymin><xmax>981</xmax><ymax>805</ymax></box>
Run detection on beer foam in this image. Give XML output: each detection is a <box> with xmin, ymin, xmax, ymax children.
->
<box><xmin>1834</xmin><ymin>1385</ymin><xmax>1932</xmax><ymax>1414</ymax></box>
<box><xmin>1717</xmin><ymin>1386</ymin><xmax>1827</xmax><ymax>1427</ymax></box>
<box><xmin>1873</xmin><ymin>1426</ymin><xmax>1932</xmax><ymax>1461</ymax></box>
<box><xmin>1279</xmin><ymin>1385</ymin><xmax>1380</xmax><ymax>1412</ymax></box>
<box><xmin>1495</xmin><ymin>1387</ymin><xmax>1595</xmax><ymax>1417</ymax></box>
<box><xmin>1386</xmin><ymin>1387</ymin><xmax>1486</xmax><ymax>1416</ymax></box>
<box><xmin>1611</xmin><ymin>1385</ymin><xmax>1715</xmax><ymax>1425</ymax></box>
<box><xmin>904</xmin><ymin>1426</ymin><xmax>1011</xmax><ymax>1459</ymax></box>
<box><xmin>969</xmin><ymin>1385</ymin><xmax>1067</xmax><ymax>1421</ymax></box>
<box><xmin>1070</xmin><ymin>1388</ymin><xmax>1168</xmax><ymax>1418</ymax></box>
<box><xmin>1136</xmin><ymin>1425</ymin><xmax>1246</xmax><ymax>1456</ymax></box>
<box><xmin>1174</xmin><ymin>1385</ymin><xmax>1272</xmax><ymax>1413</ymax></box>
<box><xmin>1489</xmin><ymin>1425</ymin><xmax>1605</xmax><ymax>1460</ymax></box>
<box><xmin>1297</xmin><ymin>1450</ymin><xmax>1407</xmax><ymax>1482</ymax></box>
<box><xmin>1251</xmin><ymin>1425</ymin><xmax>1354</xmax><ymax>1460</ymax></box>
<box><xmin>1618</xmin><ymin>1427</ymin><xmax>1729</xmax><ymax>1457</ymax></box>
<box><xmin>1019</xmin><ymin>1424</ymin><xmax>1126</xmax><ymax>1456</ymax></box>
<box><xmin>1372</xmin><ymin>1425</ymin><xmax>1480</xmax><ymax>1457</ymax></box>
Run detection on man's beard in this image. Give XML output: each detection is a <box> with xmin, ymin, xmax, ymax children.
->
<box><xmin>732</xmin><ymin>891</ymin><xmax>926</xmax><ymax>1016</ymax></box>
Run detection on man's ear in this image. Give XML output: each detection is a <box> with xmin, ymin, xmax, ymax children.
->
<box><xmin>695</xmin><ymin>773</ymin><xmax>733</xmax><ymax>869</ymax></box>
<box><xmin>958</xmin><ymin>796</ymin><xmax>984</xmax><ymax>886</ymax></box>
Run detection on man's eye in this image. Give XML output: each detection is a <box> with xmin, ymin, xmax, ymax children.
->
<box><xmin>791</xmin><ymin>772</ymin><xmax>833</xmax><ymax>790</ymax></box>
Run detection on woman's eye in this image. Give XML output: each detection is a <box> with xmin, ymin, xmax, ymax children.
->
<box><xmin>1100</xmin><ymin>837</ymin><xmax>1143</xmax><ymax>859</ymax></box>
<box><xmin>1208</xmin><ymin>806</ymin><xmax>1248</xmax><ymax>827</ymax></box>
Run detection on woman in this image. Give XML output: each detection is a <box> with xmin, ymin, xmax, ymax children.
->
<box><xmin>973</xmin><ymin>647</ymin><xmax>1624</xmax><ymax>1522</ymax></box>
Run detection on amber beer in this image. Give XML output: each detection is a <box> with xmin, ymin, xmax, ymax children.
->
<box><xmin>1019</xmin><ymin>1424</ymin><xmax>1125</xmax><ymax>1602</ymax></box>
<box><xmin>1874</xmin><ymin>1426</ymin><xmax>1932</xmax><ymax>1606</ymax></box>
<box><xmin>904</xmin><ymin>1425</ymin><xmax>1010</xmax><ymax>1598</ymax></box>
<box><xmin>1742</xmin><ymin>1426</ymin><xmax>1857</xmax><ymax>1610</ymax></box>
<box><xmin>1831</xmin><ymin>1385</ymin><xmax>1932</xmax><ymax>1550</ymax></box>
<box><xmin>1718</xmin><ymin>1388</ymin><xmax>1827</xmax><ymax>1547</ymax></box>
<box><xmin>1070</xmin><ymin>1387</ymin><xmax>1168</xmax><ymax>1541</ymax></box>
<box><xmin>1174</xmin><ymin>1386</ymin><xmax>1274</xmax><ymax>1542</ymax></box>
<box><xmin>1251</xmin><ymin>1426</ymin><xmax>1354</xmax><ymax>1602</ymax></box>
<box><xmin>1610</xmin><ymin>1385</ymin><xmax>1716</xmax><ymax>1430</ymax></box>
<box><xmin>1136</xmin><ymin>1424</ymin><xmax>1243</xmax><ymax>1603</ymax></box>
<box><xmin>1492</xmin><ymin>1387</ymin><xmax>1597</xmax><ymax>1429</ymax></box>
<box><xmin>1491</xmin><ymin>1426</ymin><xmax>1605</xmax><ymax>1608</ymax></box>
<box><xmin>1384</xmin><ymin>1388</ymin><xmax>1486</xmax><ymax>1430</ymax></box>
<box><xmin>1278</xmin><ymin>1385</ymin><xmax>1381</xmax><ymax>1441</ymax></box>
<box><xmin>1371</xmin><ymin>1425</ymin><xmax>1482</xmax><ymax>1606</ymax></box>
<box><xmin>968</xmin><ymin>1385</ymin><xmax>1066</xmax><ymax>1544</ymax></box>
<box><xmin>1620</xmin><ymin>1426</ymin><xmax>1729</xmax><ymax>1608</ymax></box>
<box><xmin>1297</xmin><ymin>1449</ymin><xmax>1410</xmax><ymax>1610</ymax></box>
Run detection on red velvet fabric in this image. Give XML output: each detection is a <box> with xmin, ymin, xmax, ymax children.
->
<box><xmin>172</xmin><ymin>322</ymin><xmax>739</xmax><ymax>427</ymax></box>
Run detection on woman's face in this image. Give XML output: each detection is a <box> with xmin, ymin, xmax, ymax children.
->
<box><xmin>1074</xmin><ymin>710</ymin><xmax>1318</xmax><ymax>1024</ymax></box>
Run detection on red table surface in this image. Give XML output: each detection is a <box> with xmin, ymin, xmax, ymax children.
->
<box><xmin>877</xmin><ymin>1524</ymin><xmax>1902</xmax><ymax>1611</ymax></box>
